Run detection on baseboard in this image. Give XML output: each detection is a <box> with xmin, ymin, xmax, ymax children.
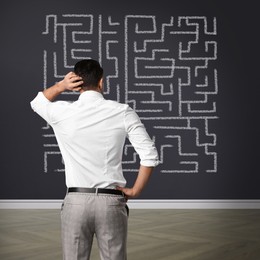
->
<box><xmin>1</xmin><ymin>200</ymin><xmax>260</xmax><ymax>209</ymax></box>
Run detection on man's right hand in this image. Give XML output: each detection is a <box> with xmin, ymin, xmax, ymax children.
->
<box><xmin>116</xmin><ymin>165</ymin><xmax>154</xmax><ymax>201</ymax></box>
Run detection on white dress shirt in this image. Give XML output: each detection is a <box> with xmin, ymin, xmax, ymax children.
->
<box><xmin>30</xmin><ymin>91</ymin><xmax>159</xmax><ymax>189</ymax></box>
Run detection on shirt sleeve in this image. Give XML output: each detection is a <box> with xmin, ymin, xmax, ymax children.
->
<box><xmin>124</xmin><ymin>106</ymin><xmax>160</xmax><ymax>167</ymax></box>
<box><xmin>30</xmin><ymin>92</ymin><xmax>53</xmax><ymax>124</ymax></box>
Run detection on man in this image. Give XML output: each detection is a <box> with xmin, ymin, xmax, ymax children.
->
<box><xmin>30</xmin><ymin>59</ymin><xmax>159</xmax><ymax>260</ymax></box>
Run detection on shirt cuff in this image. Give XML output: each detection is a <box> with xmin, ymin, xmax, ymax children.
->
<box><xmin>30</xmin><ymin>92</ymin><xmax>50</xmax><ymax>110</ymax></box>
<box><xmin>140</xmin><ymin>159</ymin><xmax>160</xmax><ymax>167</ymax></box>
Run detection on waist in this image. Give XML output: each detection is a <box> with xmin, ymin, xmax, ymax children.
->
<box><xmin>68</xmin><ymin>187</ymin><xmax>124</xmax><ymax>196</ymax></box>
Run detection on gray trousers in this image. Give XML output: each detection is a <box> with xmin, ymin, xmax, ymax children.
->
<box><xmin>61</xmin><ymin>192</ymin><xmax>128</xmax><ymax>260</ymax></box>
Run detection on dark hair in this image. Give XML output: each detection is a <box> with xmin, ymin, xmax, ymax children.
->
<box><xmin>74</xmin><ymin>59</ymin><xmax>103</xmax><ymax>88</ymax></box>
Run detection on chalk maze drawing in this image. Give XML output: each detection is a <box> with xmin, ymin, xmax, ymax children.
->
<box><xmin>42</xmin><ymin>14</ymin><xmax>218</xmax><ymax>174</ymax></box>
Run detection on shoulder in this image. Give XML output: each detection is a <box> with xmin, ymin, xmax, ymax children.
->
<box><xmin>103</xmin><ymin>100</ymin><xmax>139</xmax><ymax>119</ymax></box>
<box><xmin>104</xmin><ymin>99</ymin><xmax>129</xmax><ymax>111</ymax></box>
<box><xmin>52</xmin><ymin>100</ymin><xmax>74</xmax><ymax>107</ymax></box>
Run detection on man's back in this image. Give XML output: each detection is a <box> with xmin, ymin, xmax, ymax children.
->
<box><xmin>31</xmin><ymin>90</ymin><xmax>157</xmax><ymax>189</ymax></box>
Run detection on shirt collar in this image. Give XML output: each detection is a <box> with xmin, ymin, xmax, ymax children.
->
<box><xmin>78</xmin><ymin>90</ymin><xmax>104</xmax><ymax>101</ymax></box>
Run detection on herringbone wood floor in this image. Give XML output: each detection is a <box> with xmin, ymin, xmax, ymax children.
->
<box><xmin>0</xmin><ymin>209</ymin><xmax>260</xmax><ymax>260</ymax></box>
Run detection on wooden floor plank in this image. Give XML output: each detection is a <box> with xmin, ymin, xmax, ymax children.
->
<box><xmin>0</xmin><ymin>209</ymin><xmax>260</xmax><ymax>259</ymax></box>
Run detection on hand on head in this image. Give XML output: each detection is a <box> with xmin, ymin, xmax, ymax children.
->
<box><xmin>59</xmin><ymin>72</ymin><xmax>83</xmax><ymax>92</ymax></box>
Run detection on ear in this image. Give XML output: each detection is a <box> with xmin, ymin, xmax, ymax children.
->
<box><xmin>98</xmin><ymin>78</ymin><xmax>103</xmax><ymax>91</ymax></box>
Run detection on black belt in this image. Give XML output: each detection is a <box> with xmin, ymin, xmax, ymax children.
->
<box><xmin>68</xmin><ymin>187</ymin><xmax>124</xmax><ymax>196</ymax></box>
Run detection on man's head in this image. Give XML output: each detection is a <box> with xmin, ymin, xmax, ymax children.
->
<box><xmin>74</xmin><ymin>59</ymin><xmax>103</xmax><ymax>91</ymax></box>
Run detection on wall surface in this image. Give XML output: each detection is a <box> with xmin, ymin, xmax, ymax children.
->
<box><xmin>0</xmin><ymin>0</ymin><xmax>259</xmax><ymax>199</ymax></box>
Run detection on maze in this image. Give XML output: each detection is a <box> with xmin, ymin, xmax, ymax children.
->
<box><xmin>41</xmin><ymin>14</ymin><xmax>218</xmax><ymax>174</ymax></box>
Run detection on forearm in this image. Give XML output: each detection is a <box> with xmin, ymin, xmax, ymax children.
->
<box><xmin>132</xmin><ymin>165</ymin><xmax>154</xmax><ymax>197</ymax></box>
<box><xmin>42</xmin><ymin>72</ymin><xmax>83</xmax><ymax>102</ymax></box>
<box><xmin>117</xmin><ymin>165</ymin><xmax>154</xmax><ymax>199</ymax></box>
<box><xmin>43</xmin><ymin>81</ymin><xmax>65</xmax><ymax>101</ymax></box>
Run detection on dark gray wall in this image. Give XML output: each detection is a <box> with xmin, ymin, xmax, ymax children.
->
<box><xmin>1</xmin><ymin>0</ymin><xmax>259</xmax><ymax>199</ymax></box>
